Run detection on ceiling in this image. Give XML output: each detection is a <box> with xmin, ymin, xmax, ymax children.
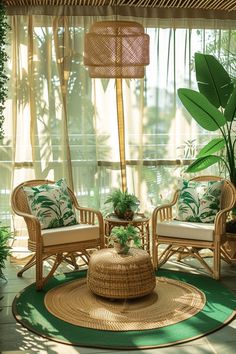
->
<box><xmin>4</xmin><ymin>0</ymin><xmax>236</xmax><ymax>12</ymax></box>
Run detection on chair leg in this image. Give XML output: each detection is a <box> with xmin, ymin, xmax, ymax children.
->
<box><xmin>70</xmin><ymin>253</ymin><xmax>79</xmax><ymax>269</ymax></box>
<box><xmin>78</xmin><ymin>252</ymin><xmax>90</xmax><ymax>265</ymax></box>
<box><xmin>158</xmin><ymin>244</ymin><xmax>176</xmax><ymax>267</ymax></box>
<box><xmin>35</xmin><ymin>249</ymin><xmax>44</xmax><ymax>291</ymax></box>
<box><xmin>186</xmin><ymin>247</ymin><xmax>215</xmax><ymax>276</ymax></box>
<box><xmin>17</xmin><ymin>253</ymin><xmax>36</xmax><ymax>277</ymax></box>
<box><xmin>152</xmin><ymin>238</ymin><xmax>158</xmax><ymax>269</ymax></box>
<box><xmin>62</xmin><ymin>253</ymin><xmax>79</xmax><ymax>269</ymax></box>
<box><xmin>17</xmin><ymin>254</ymin><xmax>52</xmax><ymax>277</ymax></box>
<box><xmin>35</xmin><ymin>253</ymin><xmax>64</xmax><ymax>291</ymax></box>
<box><xmin>177</xmin><ymin>247</ymin><xmax>191</xmax><ymax>261</ymax></box>
<box><xmin>220</xmin><ymin>245</ymin><xmax>232</xmax><ymax>265</ymax></box>
<box><xmin>213</xmin><ymin>243</ymin><xmax>221</xmax><ymax>280</ymax></box>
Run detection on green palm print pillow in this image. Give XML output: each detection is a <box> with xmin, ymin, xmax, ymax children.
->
<box><xmin>23</xmin><ymin>179</ymin><xmax>78</xmax><ymax>229</ymax></box>
<box><xmin>176</xmin><ymin>180</ymin><xmax>223</xmax><ymax>223</ymax></box>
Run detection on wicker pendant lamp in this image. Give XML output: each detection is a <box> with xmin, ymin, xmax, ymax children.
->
<box><xmin>83</xmin><ymin>20</ymin><xmax>150</xmax><ymax>78</ymax></box>
<box><xmin>83</xmin><ymin>18</ymin><xmax>150</xmax><ymax>191</ymax></box>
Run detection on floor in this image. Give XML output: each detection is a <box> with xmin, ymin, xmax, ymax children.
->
<box><xmin>0</xmin><ymin>252</ymin><xmax>236</xmax><ymax>354</ymax></box>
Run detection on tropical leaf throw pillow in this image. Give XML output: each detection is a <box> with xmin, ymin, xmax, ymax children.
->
<box><xmin>176</xmin><ymin>180</ymin><xmax>223</xmax><ymax>223</ymax></box>
<box><xmin>23</xmin><ymin>179</ymin><xmax>78</xmax><ymax>229</ymax></box>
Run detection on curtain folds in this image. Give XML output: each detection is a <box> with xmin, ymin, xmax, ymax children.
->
<box><xmin>53</xmin><ymin>17</ymin><xmax>74</xmax><ymax>190</ymax></box>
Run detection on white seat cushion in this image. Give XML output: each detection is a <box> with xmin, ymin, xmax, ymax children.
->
<box><xmin>41</xmin><ymin>224</ymin><xmax>100</xmax><ymax>246</ymax></box>
<box><xmin>157</xmin><ymin>220</ymin><xmax>215</xmax><ymax>241</ymax></box>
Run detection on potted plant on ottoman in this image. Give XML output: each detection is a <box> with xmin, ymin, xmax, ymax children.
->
<box><xmin>109</xmin><ymin>225</ymin><xmax>141</xmax><ymax>254</ymax></box>
<box><xmin>104</xmin><ymin>189</ymin><xmax>140</xmax><ymax>220</ymax></box>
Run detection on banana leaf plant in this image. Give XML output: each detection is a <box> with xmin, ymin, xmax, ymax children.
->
<box><xmin>178</xmin><ymin>53</ymin><xmax>236</xmax><ymax>189</ymax></box>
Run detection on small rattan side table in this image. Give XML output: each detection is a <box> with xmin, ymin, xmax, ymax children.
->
<box><xmin>104</xmin><ymin>213</ymin><xmax>150</xmax><ymax>253</ymax></box>
<box><xmin>87</xmin><ymin>247</ymin><xmax>156</xmax><ymax>299</ymax></box>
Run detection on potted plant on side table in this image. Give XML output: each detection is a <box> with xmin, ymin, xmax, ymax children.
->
<box><xmin>104</xmin><ymin>189</ymin><xmax>140</xmax><ymax>220</ymax></box>
<box><xmin>109</xmin><ymin>225</ymin><xmax>141</xmax><ymax>255</ymax></box>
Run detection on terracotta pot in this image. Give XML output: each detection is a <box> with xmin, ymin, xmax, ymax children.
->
<box><xmin>115</xmin><ymin>209</ymin><xmax>134</xmax><ymax>220</ymax></box>
<box><xmin>114</xmin><ymin>241</ymin><xmax>130</xmax><ymax>255</ymax></box>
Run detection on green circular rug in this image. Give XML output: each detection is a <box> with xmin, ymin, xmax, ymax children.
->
<box><xmin>12</xmin><ymin>269</ymin><xmax>236</xmax><ymax>349</ymax></box>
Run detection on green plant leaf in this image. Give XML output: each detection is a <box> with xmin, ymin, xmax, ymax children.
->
<box><xmin>178</xmin><ymin>88</ymin><xmax>226</xmax><ymax>131</ymax></box>
<box><xmin>224</xmin><ymin>86</ymin><xmax>236</xmax><ymax>122</ymax></box>
<box><xmin>110</xmin><ymin>225</ymin><xmax>140</xmax><ymax>248</ymax></box>
<box><xmin>196</xmin><ymin>138</ymin><xmax>226</xmax><ymax>158</ymax></box>
<box><xmin>0</xmin><ymin>225</ymin><xmax>12</xmax><ymax>277</ymax></box>
<box><xmin>195</xmin><ymin>53</ymin><xmax>233</xmax><ymax>108</ymax></box>
<box><xmin>186</xmin><ymin>155</ymin><xmax>222</xmax><ymax>173</ymax></box>
<box><xmin>178</xmin><ymin>52</ymin><xmax>235</xmax><ymax>186</ymax></box>
<box><xmin>104</xmin><ymin>189</ymin><xmax>139</xmax><ymax>215</ymax></box>
<box><xmin>0</xmin><ymin>2</ymin><xmax>10</xmax><ymax>140</ymax></box>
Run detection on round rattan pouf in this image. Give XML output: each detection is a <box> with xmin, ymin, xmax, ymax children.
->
<box><xmin>87</xmin><ymin>248</ymin><xmax>156</xmax><ymax>299</ymax></box>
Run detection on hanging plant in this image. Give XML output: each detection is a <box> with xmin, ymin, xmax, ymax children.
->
<box><xmin>0</xmin><ymin>2</ymin><xmax>10</xmax><ymax>140</ymax></box>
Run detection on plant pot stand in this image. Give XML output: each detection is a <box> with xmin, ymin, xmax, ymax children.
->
<box><xmin>104</xmin><ymin>213</ymin><xmax>150</xmax><ymax>253</ymax></box>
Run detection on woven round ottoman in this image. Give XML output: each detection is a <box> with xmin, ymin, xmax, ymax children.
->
<box><xmin>87</xmin><ymin>247</ymin><xmax>156</xmax><ymax>299</ymax></box>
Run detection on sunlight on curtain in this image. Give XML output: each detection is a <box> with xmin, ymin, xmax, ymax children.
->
<box><xmin>1</xmin><ymin>8</ymin><xmax>236</xmax><ymax>238</ymax></box>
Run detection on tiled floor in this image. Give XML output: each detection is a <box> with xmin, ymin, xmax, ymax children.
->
<box><xmin>0</xmin><ymin>254</ymin><xmax>236</xmax><ymax>354</ymax></box>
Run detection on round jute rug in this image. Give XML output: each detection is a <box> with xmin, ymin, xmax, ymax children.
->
<box><xmin>12</xmin><ymin>269</ymin><xmax>236</xmax><ymax>349</ymax></box>
<box><xmin>44</xmin><ymin>276</ymin><xmax>205</xmax><ymax>331</ymax></box>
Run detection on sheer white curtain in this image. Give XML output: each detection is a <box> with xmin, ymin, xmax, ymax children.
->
<box><xmin>2</xmin><ymin>7</ymin><xmax>236</xmax><ymax>233</ymax></box>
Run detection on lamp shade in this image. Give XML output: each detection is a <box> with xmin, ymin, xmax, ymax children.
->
<box><xmin>83</xmin><ymin>21</ymin><xmax>150</xmax><ymax>78</ymax></box>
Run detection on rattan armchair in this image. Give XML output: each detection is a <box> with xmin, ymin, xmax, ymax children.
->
<box><xmin>11</xmin><ymin>179</ymin><xmax>105</xmax><ymax>290</ymax></box>
<box><xmin>152</xmin><ymin>176</ymin><xmax>236</xmax><ymax>279</ymax></box>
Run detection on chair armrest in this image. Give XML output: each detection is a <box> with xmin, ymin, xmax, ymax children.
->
<box><xmin>151</xmin><ymin>191</ymin><xmax>179</xmax><ymax>268</ymax></box>
<box><xmin>12</xmin><ymin>209</ymin><xmax>42</xmax><ymax>243</ymax></box>
<box><xmin>74</xmin><ymin>205</ymin><xmax>103</xmax><ymax>224</ymax></box>
<box><xmin>152</xmin><ymin>190</ymin><xmax>179</xmax><ymax>224</ymax></box>
<box><xmin>214</xmin><ymin>205</ymin><xmax>235</xmax><ymax>236</ymax></box>
<box><xmin>74</xmin><ymin>205</ymin><xmax>104</xmax><ymax>246</ymax></box>
<box><xmin>12</xmin><ymin>209</ymin><xmax>37</xmax><ymax>222</ymax></box>
<box><xmin>151</xmin><ymin>190</ymin><xmax>179</xmax><ymax>244</ymax></box>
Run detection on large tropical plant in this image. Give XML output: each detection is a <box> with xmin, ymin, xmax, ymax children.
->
<box><xmin>178</xmin><ymin>53</ymin><xmax>236</xmax><ymax>189</ymax></box>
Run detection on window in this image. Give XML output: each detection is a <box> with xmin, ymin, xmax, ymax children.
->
<box><xmin>1</xmin><ymin>13</ymin><xmax>236</xmax><ymax>227</ymax></box>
